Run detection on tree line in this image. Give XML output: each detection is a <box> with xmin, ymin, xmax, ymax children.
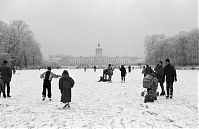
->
<box><xmin>144</xmin><ymin>28</ymin><xmax>199</xmax><ymax>66</ymax></box>
<box><xmin>0</xmin><ymin>20</ymin><xmax>43</xmax><ymax>68</ymax></box>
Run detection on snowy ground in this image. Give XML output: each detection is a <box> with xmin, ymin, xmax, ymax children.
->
<box><xmin>0</xmin><ymin>68</ymin><xmax>198</xmax><ymax>128</ymax></box>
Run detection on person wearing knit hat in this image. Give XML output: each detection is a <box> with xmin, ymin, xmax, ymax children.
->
<box><xmin>163</xmin><ymin>58</ymin><xmax>177</xmax><ymax>99</ymax></box>
<box><xmin>154</xmin><ymin>60</ymin><xmax>165</xmax><ymax>96</ymax></box>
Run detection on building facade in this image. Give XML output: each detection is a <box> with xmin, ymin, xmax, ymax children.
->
<box><xmin>50</xmin><ymin>44</ymin><xmax>143</xmax><ymax>66</ymax></box>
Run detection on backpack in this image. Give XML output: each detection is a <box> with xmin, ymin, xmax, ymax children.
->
<box><xmin>143</xmin><ymin>75</ymin><xmax>153</xmax><ymax>88</ymax></box>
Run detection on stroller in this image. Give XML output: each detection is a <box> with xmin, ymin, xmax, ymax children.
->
<box><xmin>142</xmin><ymin>73</ymin><xmax>159</xmax><ymax>103</ymax></box>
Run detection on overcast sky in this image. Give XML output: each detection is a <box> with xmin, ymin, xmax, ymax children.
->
<box><xmin>0</xmin><ymin>0</ymin><xmax>198</xmax><ymax>57</ymax></box>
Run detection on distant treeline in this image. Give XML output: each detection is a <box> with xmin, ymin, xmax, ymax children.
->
<box><xmin>0</xmin><ymin>20</ymin><xmax>43</xmax><ymax>67</ymax></box>
<box><xmin>144</xmin><ymin>28</ymin><xmax>199</xmax><ymax>66</ymax></box>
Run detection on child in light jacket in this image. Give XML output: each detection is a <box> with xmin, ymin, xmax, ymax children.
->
<box><xmin>40</xmin><ymin>67</ymin><xmax>60</xmax><ymax>101</ymax></box>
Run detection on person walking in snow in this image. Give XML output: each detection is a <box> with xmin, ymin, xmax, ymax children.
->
<box><xmin>128</xmin><ymin>65</ymin><xmax>131</xmax><ymax>73</ymax></box>
<box><xmin>0</xmin><ymin>60</ymin><xmax>12</xmax><ymax>97</ymax></box>
<box><xmin>142</xmin><ymin>66</ymin><xmax>146</xmax><ymax>77</ymax></box>
<box><xmin>59</xmin><ymin>70</ymin><xmax>75</xmax><ymax>108</ymax></box>
<box><xmin>154</xmin><ymin>61</ymin><xmax>165</xmax><ymax>96</ymax></box>
<box><xmin>120</xmin><ymin>65</ymin><xmax>127</xmax><ymax>83</ymax></box>
<box><xmin>163</xmin><ymin>59</ymin><xmax>177</xmax><ymax>99</ymax></box>
<box><xmin>93</xmin><ymin>65</ymin><xmax>97</xmax><ymax>72</ymax></box>
<box><xmin>40</xmin><ymin>67</ymin><xmax>60</xmax><ymax>101</ymax></box>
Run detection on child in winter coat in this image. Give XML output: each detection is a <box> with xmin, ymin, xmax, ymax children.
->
<box><xmin>40</xmin><ymin>67</ymin><xmax>60</xmax><ymax>101</ymax></box>
<box><xmin>0</xmin><ymin>72</ymin><xmax>6</xmax><ymax>98</ymax></box>
<box><xmin>59</xmin><ymin>70</ymin><xmax>75</xmax><ymax>108</ymax></box>
<box><xmin>120</xmin><ymin>65</ymin><xmax>127</xmax><ymax>82</ymax></box>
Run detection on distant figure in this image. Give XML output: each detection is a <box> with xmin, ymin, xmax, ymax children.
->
<box><xmin>59</xmin><ymin>70</ymin><xmax>75</xmax><ymax>108</ymax></box>
<box><xmin>142</xmin><ymin>66</ymin><xmax>146</xmax><ymax>77</ymax></box>
<box><xmin>154</xmin><ymin>61</ymin><xmax>165</xmax><ymax>96</ymax></box>
<box><xmin>93</xmin><ymin>65</ymin><xmax>97</xmax><ymax>72</ymax></box>
<box><xmin>0</xmin><ymin>60</ymin><xmax>12</xmax><ymax>97</ymax></box>
<box><xmin>12</xmin><ymin>66</ymin><xmax>16</xmax><ymax>74</ymax></box>
<box><xmin>0</xmin><ymin>72</ymin><xmax>6</xmax><ymax>98</ymax></box>
<box><xmin>120</xmin><ymin>65</ymin><xmax>127</xmax><ymax>83</ymax></box>
<box><xmin>84</xmin><ymin>66</ymin><xmax>87</xmax><ymax>72</ymax></box>
<box><xmin>40</xmin><ymin>67</ymin><xmax>60</xmax><ymax>101</ymax></box>
<box><xmin>163</xmin><ymin>59</ymin><xmax>177</xmax><ymax>99</ymax></box>
<box><xmin>128</xmin><ymin>65</ymin><xmax>131</xmax><ymax>73</ymax></box>
<box><xmin>107</xmin><ymin>64</ymin><xmax>113</xmax><ymax>82</ymax></box>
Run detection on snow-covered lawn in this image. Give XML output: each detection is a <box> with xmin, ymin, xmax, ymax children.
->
<box><xmin>0</xmin><ymin>69</ymin><xmax>198</xmax><ymax>128</ymax></box>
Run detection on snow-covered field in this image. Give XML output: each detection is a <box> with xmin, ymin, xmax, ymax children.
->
<box><xmin>0</xmin><ymin>68</ymin><xmax>198</xmax><ymax>128</ymax></box>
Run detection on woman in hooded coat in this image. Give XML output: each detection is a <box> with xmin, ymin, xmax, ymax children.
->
<box><xmin>59</xmin><ymin>70</ymin><xmax>75</xmax><ymax>108</ymax></box>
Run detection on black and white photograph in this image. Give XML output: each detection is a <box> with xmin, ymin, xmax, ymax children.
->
<box><xmin>0</xmin><ymin>0</ymin><xmax>198</xmax><ymax>128</ymax></box>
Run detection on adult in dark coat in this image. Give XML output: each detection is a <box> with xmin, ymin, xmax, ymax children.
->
<box><xmin>154</xmin><ymin>61</ymin><xmax>165</xmax><ymax>96</ymax></box>
<box><xmin>120</xmin><ymin>65</ymin><xmax>127</xmax><ymax>82</ymax></box>
<box><xmin>163</xmin><ymin>59</ymin><xmax>177</xmax><ymax>99</ymax></box>
<box><xmin>0</xmin><ymin>60</ymin><xmax>12</xmax><ymax>97</ymax></box>
<box><xmin>59</xmin><ymin>70</ymin><xmax>75</xmax><ymax>108</ymax></box>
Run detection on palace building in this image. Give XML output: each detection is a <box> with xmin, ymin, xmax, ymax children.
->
<box><xmin>50</xmin><ymin>44</ymin><xmax>143</xmax><ymax>66</ymax></box>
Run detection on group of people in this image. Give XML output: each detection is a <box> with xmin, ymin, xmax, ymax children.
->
<box><xmin>0</xmin><ymin>58</ymin><xmax>177</xmax><ymax>108</ymax></box>
<box><xmin>142</xmin><ymin>58</ymin><xmax>177</xmax><ymax>100</ymax></box>
<box><xmin>98</xmin><ymin>64</ymin><xmax>114</xmax><ymax>82</ymax></box>
<box><xmin>98</xmin><ymin>64</ymin><xmax>135</xmax><ymax>83</ymax></box>
<box><xmin>40</xmin><ymin>67</ymin><xmax>75</xmax><ymax>108</ymax></box>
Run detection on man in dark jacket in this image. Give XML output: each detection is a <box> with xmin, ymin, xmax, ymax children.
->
<box><xmin>163</xmin><ymin>59</ymin><xmax>177</xmax><ymax>99</ymax></box>
<box><xmin>0</xmin><ymin>60</ymin><xmax>12</xmax><ymax>97</ymax></box>
<box><xmin>154</xmin><ymin>61</ymin><xmax>165</xmax><ymax>96</ymax></box>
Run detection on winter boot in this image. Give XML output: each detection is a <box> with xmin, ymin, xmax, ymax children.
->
<box><xmin>7</xmin><ymin>94</ymin><xmax>11</xmax><ymax>97</ymax></box>
<box><xmin>42</xmin><ymin>97</ymin><xmax>45</xmax><ymax>101</ymax></box>
<box><xmin>170</xmin><ymin>95</ymin><xmax>173</xmax><ymax>99</ymax></box>
<box><xmin>3</xmin><ymin>93</ymin><xmax>6</xmax><ymax>98</ymax></box>
<box><xmin>63</xmin><ymin>103</ymin><xmax>69</xmax><ymax>109</ymax></box>
<box><xmin>166</xmin><ymin>95</ymin><xmax>169</xmax><ymax>99</ymax></box>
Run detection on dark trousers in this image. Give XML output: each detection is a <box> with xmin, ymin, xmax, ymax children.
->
<box><xmin>160</xmin><ymin>82</ymin><xmax>165</xmax><ymax>92</ymax></box>
<box><xmin>4</xmin><ymin>82</ymin><xmax>10</xmax><ymax>95</ymax></box>
<box><xmin>42</xmin><ymin>80</ymin><xmax>51</xmax><ymax>98</ymax></box>
<box><xmin>108</xmin><ymin>75</ymin><xmax>112</xmax><ymax>81</ymax></box>
<box><xmin>166</xmin><ymin>82</ymin><xmax>173</xmax><ymax>96</ymax></box>
<box><xmin>121</xmin><ymin>76</ymin><xmax>125</xmax><ymax>82</ymax></box>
